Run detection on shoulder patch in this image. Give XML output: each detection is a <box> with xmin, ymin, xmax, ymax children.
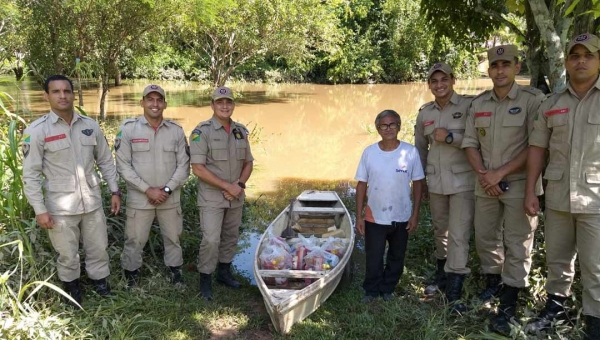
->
<box><xmin>191</xmin><ymin>128</ymin><xmax>202</xmax><ymax>142</ymax></box>
<box><xmin>419</xmin><ymin>101</ymin><xmax>435</xmax><ymax>111</ymax></box>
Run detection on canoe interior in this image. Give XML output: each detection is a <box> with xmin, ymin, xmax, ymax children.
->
<box><xmin>253</xmin><ymin>190</ymin><xmax>355</xmax><ymax>334</ymax></box>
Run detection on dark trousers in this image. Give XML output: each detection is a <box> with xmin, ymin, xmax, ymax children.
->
<box><xmin>363</xmin><ymin>220</ymin><xmax>409</xmax><ymax>296</ymax></box>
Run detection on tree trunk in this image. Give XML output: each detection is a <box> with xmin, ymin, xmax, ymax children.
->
<box><xmin>114</xmin><ymin>68</ymin><xmax>121</xmax><ymax>86</ymax></box>
<box><xmin>77</xmin><ymin>71</ymin><xmax>84</xmax><ymax>108</ymax></box>
<box><xmin>99</xmin><ymin>76</ymin><xmax>109</xmax><ymax>120</ymax></box>
<box><xmin>528</xmin><ymin>0</ymin><xmax>571</xmax><ymax>91</ymax></box>
<box><xmin>524</xmin><ymin>1</ymin><xmax>550</xmax><ymax>94</ymax></box>
<box><xmin>12</xmin><ymin>67</ymin><xmax>24</xmax><ymax>81</ymax></box>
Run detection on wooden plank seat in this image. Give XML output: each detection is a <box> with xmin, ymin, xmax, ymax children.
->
<box><xmin>292</xmin><ymin>207</ymin><xmax>346</xmax><ymax>214</ymax></box>
<box><xmin>258</xmin><ymin>269</ymin><xmax>330</xmax><ymax>279</ymax></box>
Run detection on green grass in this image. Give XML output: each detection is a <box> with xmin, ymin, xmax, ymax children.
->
<box><xmin>0</xmin><ymin>92</ymin><xmax>588</xmax><ymax>339</ymax></box>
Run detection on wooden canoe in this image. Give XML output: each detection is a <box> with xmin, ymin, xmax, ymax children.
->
<box><xmin>253</xmin><ymin>190</ymin><xmax>355</xmax><ymax>334</ymax></box>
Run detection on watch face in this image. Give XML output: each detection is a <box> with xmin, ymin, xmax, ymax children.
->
<box><xmin>164</xmin><ymin>187</ymin><xmax>171</xmax><ymax>193</ymax></box>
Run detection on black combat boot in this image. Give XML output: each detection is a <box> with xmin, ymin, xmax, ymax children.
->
<box><xmin>62</xmin><ymin>278</ymin><xmax>83</xmax><ymax>306</ymax></box>
<box><xmin>216</xmin><ymin>262</ymin><xmax>240</xmax><ymax>289</ymax></box>
<box><xmin>585</xmin><ymin>315</ymin><xmax>600</xmax><ymax>340</ymax></box>
<box><xmin>445</xmin><ymin>273</ymin><xmax>467</xmax><ymax>314</ymax></box>
<box><xmin>478</xmin><ymin>274</ymin><xmax>502</xmax><ymax>303</ymax></box>
<box><xmin>525</xmin><ymin>294</ymin><xmax>569</xmax><ymax>333</ymax></box>
<box><xmin>424</xmin><ymin>259</ymin><xmax>447</xmax><ymax>295</ymax></box>
<box><xmin>490</xmin><ymin>285</ymin><xmax>520</xmax><ymax>336</ymax></box>
<box><xmin>91</xmin><ymin>277</ymin><xmax>111</xmax><ymax>296</ymax></box>
<box><xmin>124</xmin><ymin>269</ymin><xmax>139</xmax><ymax>288</ymax></box>
<box><xmin>169</xmin><ymin>266</ymin><xmax>184</xmax><ymax>285</ymax></box>
<box><xmin>199</xmin><ymin>273</ymin><xmax>213</xmax><ymax>301</ymax></box>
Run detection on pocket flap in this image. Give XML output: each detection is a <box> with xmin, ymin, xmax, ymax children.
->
<box><xmin>548</xmin><ymin>114</ymin><xmax>568</xmax><ymax>128</ymax></box>
<box><xmin>132</xmin><ymin>142</ymin><xmax>150</xmax><ymax>152</ymax></box>
<box><xmin>543</xmin><ymin>169</ymin><xmax>564</xmax><ymax>181</ymax></box>
<box><xmin>46</xmin><ymin>139</ymin><xmax>71</xmax><ymax>152</ymax></box>
<box><xmin>423</xmin><ymin>124</ymin><xmax>435</xmax><ymax>136</ymax></box>
<box><xmin>474</xmin><ymin>116</ymin><xmax>491</xmax><ymax>128</ymax></box>
<box><xmin>426</xmin><ymin>164</ymin><xmax>435</xmax><ymax>175</ymax></box>
<box><xmin>80</xmin><ymin>137</ymin><xmax>97</xmax><ymax>146</ymax></box>
<box><xmin>163</xmin><ymin>143</ymin><xmax>176</xmax><ymax>152</ymax></box>
<box><xmin>586</xmin><ymin>172</ymin><xmax>600</xmax><ymax>184</ymax></box>
<box><xmin>502</xmin><ymin>113</ymin><xmax>526</xmax><ymax>127</ymax></box>
<box><xmin>451</xmin><ymin>163</ymin><xmax>473</xmax><ymax>174</ymax></box>
<box><xmin>588</xmin><ymin>112</ymin><xmax>600</xmax><ymax>125</ymax></box>
<box><xmin>126</xmin><ymin>208</ymin><xmax>136</xmax><ymax>218</ymax></box>
<box><xmin>46</xmin><ymin>178</ymin><xmax>76</xmax><ymax>192</ymax></box>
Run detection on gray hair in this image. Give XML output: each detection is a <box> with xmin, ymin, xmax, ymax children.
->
<box><xmin>375</xmin><ymin>110</ymin><xmax>401</xmax><ymax>127</ymax></box>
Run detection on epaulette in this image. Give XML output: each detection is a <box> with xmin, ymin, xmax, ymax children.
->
<box><xmin>472</xmin><ymin>89</ymin><xmax>491</xmax><ymax>101</ymax></box>
<box><xmin>79</xmin><ymin>114</ymin><xmax>94</xmax><ymax>120</ymax></box>
<box><xmin>164</xmin><ymin>119</ymin><xmax>182</xmax><ymax>128</ymax></box>
<box><xmin>461</xmin><ymin>94</ymin><xmax>476</xmax><ymax>98</ymax></box>
<box><xmin>122</xmin><ymin>117</ymin><xmax>137</xmax><ymax>125</ymax></box>
<box><xmin>541</xmin><ymin>91</ymin><xmax>562</xmax><ymax>107</ymax></box>
<box><xmin>520</xmin><ymin>85</ymin><xmax>544</xmax><ymax>96</ymax></box>
<box><xmin>419</xmin><ymin>101</ymin><xmax>435</xmax><ymax>111</ymax></box>
<box><xmin>29</xmin><ymin>115</ymin><xmax>48</xmax><ymax>128</ymax></box>
<box><xmin>199</xmin><ymin>120</ymin><xmax>211</xmax><ymax>127</ymax></box>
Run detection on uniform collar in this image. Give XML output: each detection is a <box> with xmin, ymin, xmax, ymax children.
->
<box><xmin>139</xmin><ymin>115</ymin><xmax>166</xmax><ymax>129</ymax></box>
<box><xmin>566</xmin><ymin>75</ymin><xmax>600</xmax><ymax>97</ymax></box>
<box><xmin>490</xmin><ymin>82</ymin><xmax>519</xmax><ymax>102</ymax></box>
<box><xmin>210</xmin><ymin>115</ymin><xmax>234</xmax><ymax>130</ymax></box>
<box><xmin>433</xmin><ymin>91</ymin><xmax>459</xmax><ymax>110</ymax></box>
<box><xmin>49</xmin><ymin>110</ymin><xmax>81</xmax><ymax>125</ymax></box>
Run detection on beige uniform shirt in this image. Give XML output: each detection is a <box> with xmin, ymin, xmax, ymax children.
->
<box><xmin>415</xmin><ymin>92</ymin><xmax>475</xmax><ymax>195</ymax></box>
<box><xmin>22</xmin><ymin>111</ymin><xmax>119</xmax><ymax>215</ymax></box>
<box><xmin>462</xmin><ymin>83</ymin><xmax>544</xmax><ymax>198</ymax></box>
<box><xmin>189</xmin><ymin>116</ymin><xmax>254</xmax><ymax>208</ymax></box>
<box><xmin>529</xmin><ymin>78</ymin><xmax>600</xmax><ymax>213</ymax></box>
<box><xmin>115</xmin><ymin>116</ymin><xmax>190</xmax><ymax>210</ymax></box>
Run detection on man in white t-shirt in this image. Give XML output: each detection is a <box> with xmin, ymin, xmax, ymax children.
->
<box><xmin>355</xmin><ymin>109</ymin><xmax>425</xmax><ymax>303</ymax></box>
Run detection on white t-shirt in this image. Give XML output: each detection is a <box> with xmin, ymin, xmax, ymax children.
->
<box><xmin>354</xmin><ymin>141</ymin><xmax>425</xmax><ymax>224</ymax></box>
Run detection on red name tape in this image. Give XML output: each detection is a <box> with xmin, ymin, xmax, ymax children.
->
<box><xmin>45</xmin><ymin>134</ymin><xmax>66</xmax><ymax>142</ymax></box>
<box><xmin>475</xmin><ymin>112</ymin><xmax>492</xmax><ymax>118</ymax></box>
<box><xmin>131</xmin><ymin>138</ymin><xmax>149</xmax><ymax>143</ymax></box>
<box><xmin>423</xmin><ymin>120</ymin><xmax>434</xmax><ymax>127</ymax></box>
<box><xmin>545</xmin><ymin>108</ymin><xmax>569</xmax><ymax>117</ymax></box>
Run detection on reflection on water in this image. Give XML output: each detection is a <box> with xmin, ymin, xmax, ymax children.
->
<box><xmin>0</xmin><ymin>76</ymin><xmax>530</xmax><ymax>195</ymax></box>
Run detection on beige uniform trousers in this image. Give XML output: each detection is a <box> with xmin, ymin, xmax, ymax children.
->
<box><xmin>429</xmin><ymin>191</ymin><xmax>475</xmax><ymax>274</ymax></box>
<box><xmin>121</xmin><ymin>207</ymin><xmax>183</xmax><ymax>271</ymax></box>
<box><xmin>198</xmin><ymin>205</ymin><xmax>243</xmax><ymax>274</ymax></box>
<box><xmin>474</xmin><ymin>195</ymin><xmax>537</xmax><ymax>287</ymax></box>
<box><xmin>545</xmin><ymin>208</ymin><xmax>600</xmax><ymax>317</ymax></box>
<box><xmin>48</xmin><ymin>208</ymin><xmax>109</xmax><ymax>282</ymax></box>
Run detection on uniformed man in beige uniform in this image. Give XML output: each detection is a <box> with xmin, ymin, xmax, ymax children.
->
<box><xmin>461</xmin><ymin>46</ymin><xmax>544</xmax><ymax>335</ymax></box>
<box><xmin>524</xmin><ymin>33</ymin><xmax>600</xmax><ymax>340</ymax></box>
<box><xmin>415</xmin><ymin>62</ymin><xmax>475</xmax><ymax>312</ymax></box>
<box><xmin>189</xmin><ymin>86</ymin><xmax>253</xmax><ymax>300</ymax></box>
<box><xmin>115</xmin><ymin>85</ymin><xmax>190</xmax><ymax>287</ymax></box>
<box><xmin>22</xmin><ymin>75</ymin><xmax>121</xmax><ymax>305</ymax></box>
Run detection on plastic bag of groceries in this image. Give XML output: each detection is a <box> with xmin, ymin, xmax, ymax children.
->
<box><xmin>322</xmin><ymin>237</ymin><xmax>346</xmax><ymax>258</ymax></box>
<box><xmin>259</xmin><ymin>243</ymin><xmax>292</xmax><ymax>270</ymax></box>
<box><xmin>259</xmin><ymin>243</ymin><xmax>293</xmax><ymax>286</ymax></box>
<box><xmin>304</xmin><ymin>245</ymin><xmax>340</xmax><ymax>271</ymax></box>
<box><xmin>265</xmin><ymin>230</ymin><xmax>291</xmax><ymax>253</ymax></box>
<box><xmin>290</xmin><ymin>234</ymin><xmax>318</xmax><ymax>270</ymax></box>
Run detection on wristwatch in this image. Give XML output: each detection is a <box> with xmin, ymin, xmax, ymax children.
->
<box><xmin>111</xmin><ymin>190</ymin><xmax>122</xmax><ymax>197</ymax></box>
<box><xmin>163</xmin><ymin>186</ymin><xmax>172</xmax><ymax>195</ymax></box>
<box><xmin>237</xmin><ymin>182</ymin><xmax>246</xmax><ymax>189</ymax></box>
<box><xmin>445</xmin><ymin>132</ymin><xmax>454</xmax><ymax>144</ymax></box>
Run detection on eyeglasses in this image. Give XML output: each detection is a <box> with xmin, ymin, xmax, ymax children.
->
<box><xmin>377</xmin><ymin>123</ymin><xmax>400</xmax><ymax>131</ymax></box>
